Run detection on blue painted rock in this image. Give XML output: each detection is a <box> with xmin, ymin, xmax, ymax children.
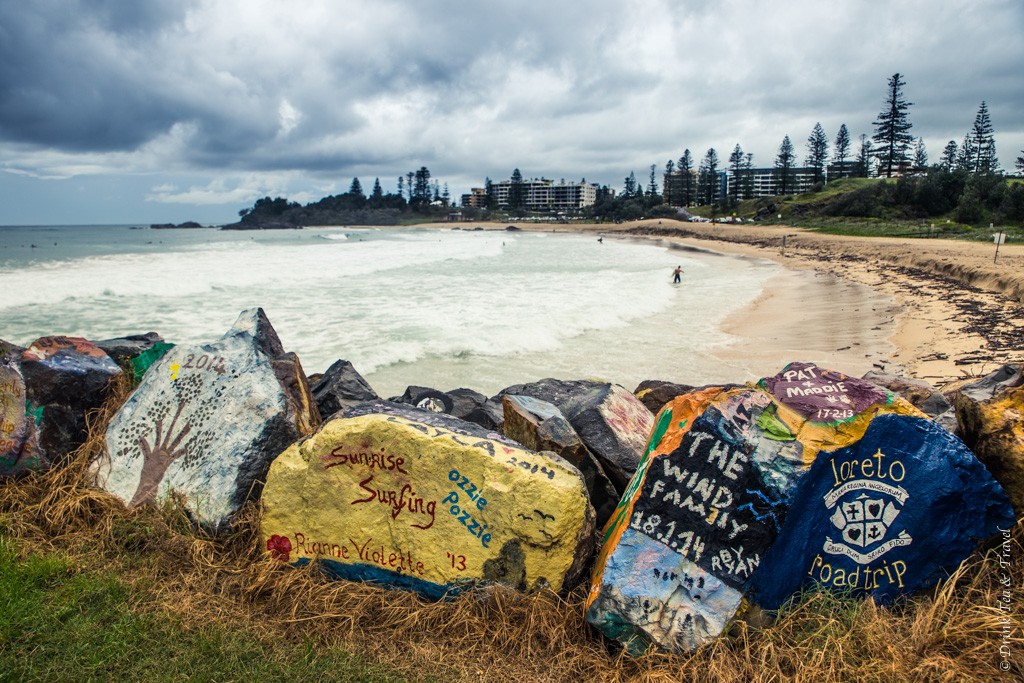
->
<box><xmin>750</xmin><ymin>414</ymin><xmax>1015</xmax><ymax>607</ymax></box>
<box><xmin>16</xmin><ymin>336</ymin><xmax>122</xmax><ymax>470</ymax></box>
<box><xmin>94</xmin><ymin>309</ymin><xmax>318</xmax><ymax>532</ymax></box>
<box><xmin>261</xmin><ymin>401</ymin><xmax>595</xmax><ymax>599</ymax></box>
<box><xmin>502</xmin><ymin>394</ymin><xmax>619</xmax><ymax>528</ymax></box>
<box><xmin>952</xmin><ymin>364</ymin><xmax>1024</xmax><ymax>514</ymax></box>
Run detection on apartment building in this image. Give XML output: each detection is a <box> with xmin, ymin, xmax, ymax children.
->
<box><xmin>663</xmin><ymin>166</ymin><xmax>820</xmax><ymax>205</ymax></box>
<box><xmin>485</xmin><ymin>178</ymin><xmax>599</xmax><ymax>211</ymax></box>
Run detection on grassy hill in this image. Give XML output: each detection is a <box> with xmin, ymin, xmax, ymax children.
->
<box><xmin>693</xmin><ymin>174</ymin><xmax>1024</xmax><ymax>242</ymax></box>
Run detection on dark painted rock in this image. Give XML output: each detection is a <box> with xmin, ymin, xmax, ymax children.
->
<box><xmin>560</xmin><ymin>383</ymin><xmax>655</xmax><ymax>492</ymax></box>
<box><xmin>94</xmin><ymin>309</ymin><xmax>318</xmax><ymax>533</ymax></box>
<box><xmin>393</xmin><ymin>385</ymin><xmax>455</xmax><ymax>414</ymax></box>
<box><xmin>862</xmin><ymin>370</ymin><xmax>956</xmax><ymax>432</ymax></box>
<box><xmin>495</xmin><ymin>378</ymin><xmax>606</xmax><ymax>409</ymax></box>
<box><xmin>262</xmin><ymin>401</ymin><xmax>595</xmax><ymax>599</ymax></box>
<box><xmin>587</xmin><ymin>387</ymin><xmax>806</xmax><ymax>654</ymax></box>
<box><xmin>0</xmin><ymin>340</ymin><xmax>23</xmax><ymax>364</ymax></box>
<box><xmin>310</xmin><ymin>359</ymin><xmax>379</xmax><ymax>418</ymax></box>
<box><xmin>750</xmin><ymin>414</ymin><xmax>1015</xmax><ymax>608</ymax></box>
<box><xmin>342</xmin><ymin>400</ymin><xmax>514</xmax><ymax>444</ymax></box>
<box><xmin>502</xmin><ymin>394</ymin><xmax>619</xmax><ymax>529</ymax></box>
<box><xmin>633</xmin><ymin>380</ymin><xmax>696</xmax><ymax>414</ymax></box>
<box><xmin>447</xmin><ymin>388</ymin><xmax>504</xmax><ymax>431</ymax></box>
<box><xmin>0</xmin><ymin>361</ymin><xmax>43</xmax><ymax>476</ymax></box>
<box><xmin>93</xmin><ymin>332</ymin><xmax>165</xmax><ymax>368</ymax></box>
<box><xmin>19</xmin><ymin>336</ymin><xmax>122</xmax><ymax>465</ymax></box>
<box><xmin>952</xmin><ymin>364</ymin><xmax>1024</xmax><ymax>513</ymax></box>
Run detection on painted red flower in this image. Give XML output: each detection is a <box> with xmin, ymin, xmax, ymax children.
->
<box><xmin>267</xmin><ymin>534</ymin><xmax>292</xmax><ymax>561</ymax></box>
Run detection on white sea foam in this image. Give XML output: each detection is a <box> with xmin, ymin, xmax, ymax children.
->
<box><xmin>0</xmin><ymin>226</ymin><xmax>778</xmax><ymax>395</ymax></box>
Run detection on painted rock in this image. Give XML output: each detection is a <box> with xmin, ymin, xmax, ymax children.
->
<box><xmin>561</xmin><ymin>383</ymin><xmax>655</xmax><ymax>492</ymax></box>
<box><xmin>393</xmin><ymin>385</ymin><xmax>455</xmax><ymax>413</ymax></box>
<box><xmin>861</xmin><ymin>370</ymin><xmax>956</xmax><ymax>433</ymax></box>
<box><xmin>261</xmin><ymin>401</ymin><xmax>595</xmax><ymax>599</ymax></box>
<box><xmin>587</xmin><ymin>387</ymin><xmax>805</xmax><ymax>654</ymax></box>
<box><xmin>759</xmin><ymin>362</ymin><xmax>922</xmax><ymax>464</ymax></box>
<box><xmin>0</xmin><ymin>340</ymin><xmax>22</xmax><ymax>364</ymax></box>
<box><xmin>311</xmin><ymin>359</ymin><xmax>379</xmax><ymax>419</ymax></box>
<box><xmin>496</xmin><ymin>378</ymin><xmax>606</xmax><ymax>409</ymax></box>
<box><xmin>502</xmin><ymin>394</ymin><xmax>619</xmax><ymax>528</ymax></box>
<box><xmin>94</xmin><ymin>332</ymin><xmax>164</xmax><ymax>368</ymax></box>
<box><xmin>750</xmin><ymin>414</ymin><xmax>1015</xmax><ymax>607</ymax></box>
<box><xmin>0</xmin><ymin>361</ymin><xmax>43</xmax><ymax>477</ymax></box>
<box><xmin>94</xmin><ymin>309</ymin><xmax>318</xmax><ymax>532</ymax></box>
<box><xmin>18</xmin><ymin>335</ymin><xmax>122</xmax><ymax>467</ymax></box>
<box><xmin>633</xmin><ymin>380</ymin><xmax>720</xmax><ymax>415</ymax></box>
<box><xmin>952</xmin><ymin>364</ymin><xmax>1024</xmax><ymax>513</ymax></box>
<box><xmin>587</xmin><ymin>364</ymin><xmax>925</xmax><ymax>654</ymax></box>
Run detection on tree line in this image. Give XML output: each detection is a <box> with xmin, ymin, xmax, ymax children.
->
<box><xmin>235</xmin><ymin>167</ymin><xmax>455</xmax><ymax>226</ymax></box>
<box><xmin>585</xmin><ymin>72</ymin><xmax>1023</xmax><ymax>224</ymax></box>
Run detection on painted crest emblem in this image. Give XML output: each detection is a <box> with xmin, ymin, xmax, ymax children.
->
<box><xmin>823</xmin><ymin>479</ymin><xmax>912</xmax><ymax>564</ymax></box>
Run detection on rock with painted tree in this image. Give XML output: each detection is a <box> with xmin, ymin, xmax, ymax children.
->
<box><xmin>93</xmin><ymin>309</ymin><xmax>318</xmax><ymax>533</ymax></box>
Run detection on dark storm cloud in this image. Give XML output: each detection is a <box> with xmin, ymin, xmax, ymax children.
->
<box><xmin>0</xmin><ymin>1</ymin><xmax>197</xmax><ymax>150</ymax></box>
<box><xmin>1</xmin><ymin>0</ymin><xmax>1022</xmax><ymax>221</ymax></box>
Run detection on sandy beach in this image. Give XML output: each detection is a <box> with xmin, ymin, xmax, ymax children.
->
<box><xmin>445</xmin><ymin>219</ymin><xmax>1024</xmax><ymax>388</ymax></box>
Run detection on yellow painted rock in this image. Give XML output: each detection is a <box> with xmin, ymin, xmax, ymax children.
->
<box><xmin>953</xmin><ymin>364</ymin><xmax>1024</xmax><ymax>513</ymax></box>
<box><xmin>261</xmin><ymin>402</ymin><xmax>595</xmax><ymax>598</ymax></box>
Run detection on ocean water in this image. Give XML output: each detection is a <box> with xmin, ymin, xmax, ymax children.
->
<box><xmin>0</xmin><ymin>224</ymin><xmax>782</xmax><ymax>397</ymax></box>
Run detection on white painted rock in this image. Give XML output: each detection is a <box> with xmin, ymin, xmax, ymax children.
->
<box><xmin>94</xmin><ymin>309</ymin><xmax>317</xmax><ymax>532</ymax></box>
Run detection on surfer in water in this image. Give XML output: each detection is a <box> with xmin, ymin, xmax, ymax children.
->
<box><xmin>672</xmin><ymin>265</ymin><xmax>683</xmax><ymax>283</ymax></box>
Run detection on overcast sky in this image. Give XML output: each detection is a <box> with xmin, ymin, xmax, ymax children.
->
<box><xmin>2</xmin><ymin>0</ymin><xmax>1022</xmax><ymax>225</ymax></box>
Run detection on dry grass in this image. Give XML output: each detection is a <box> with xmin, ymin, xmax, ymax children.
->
<box><xmin>1</xmin><ymin>380</ymin><xmax>1021</xmax><ymax>682</ymax></box>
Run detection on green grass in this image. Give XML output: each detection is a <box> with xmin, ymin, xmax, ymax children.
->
<box><xmin>0</xmin><ymin>538</ymin><xmax>404</xmax><ymax>683</ymax></box>
<box><xmin>787</xmin><ymin>177</ymin><xmax>889</xmax><ymax>205</ymax></box>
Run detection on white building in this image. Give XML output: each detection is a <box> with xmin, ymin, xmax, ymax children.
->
<box><xmin>489</xmin><ymin>178</ymin><xmax>599</xmax><ymax>211</ymax></box>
